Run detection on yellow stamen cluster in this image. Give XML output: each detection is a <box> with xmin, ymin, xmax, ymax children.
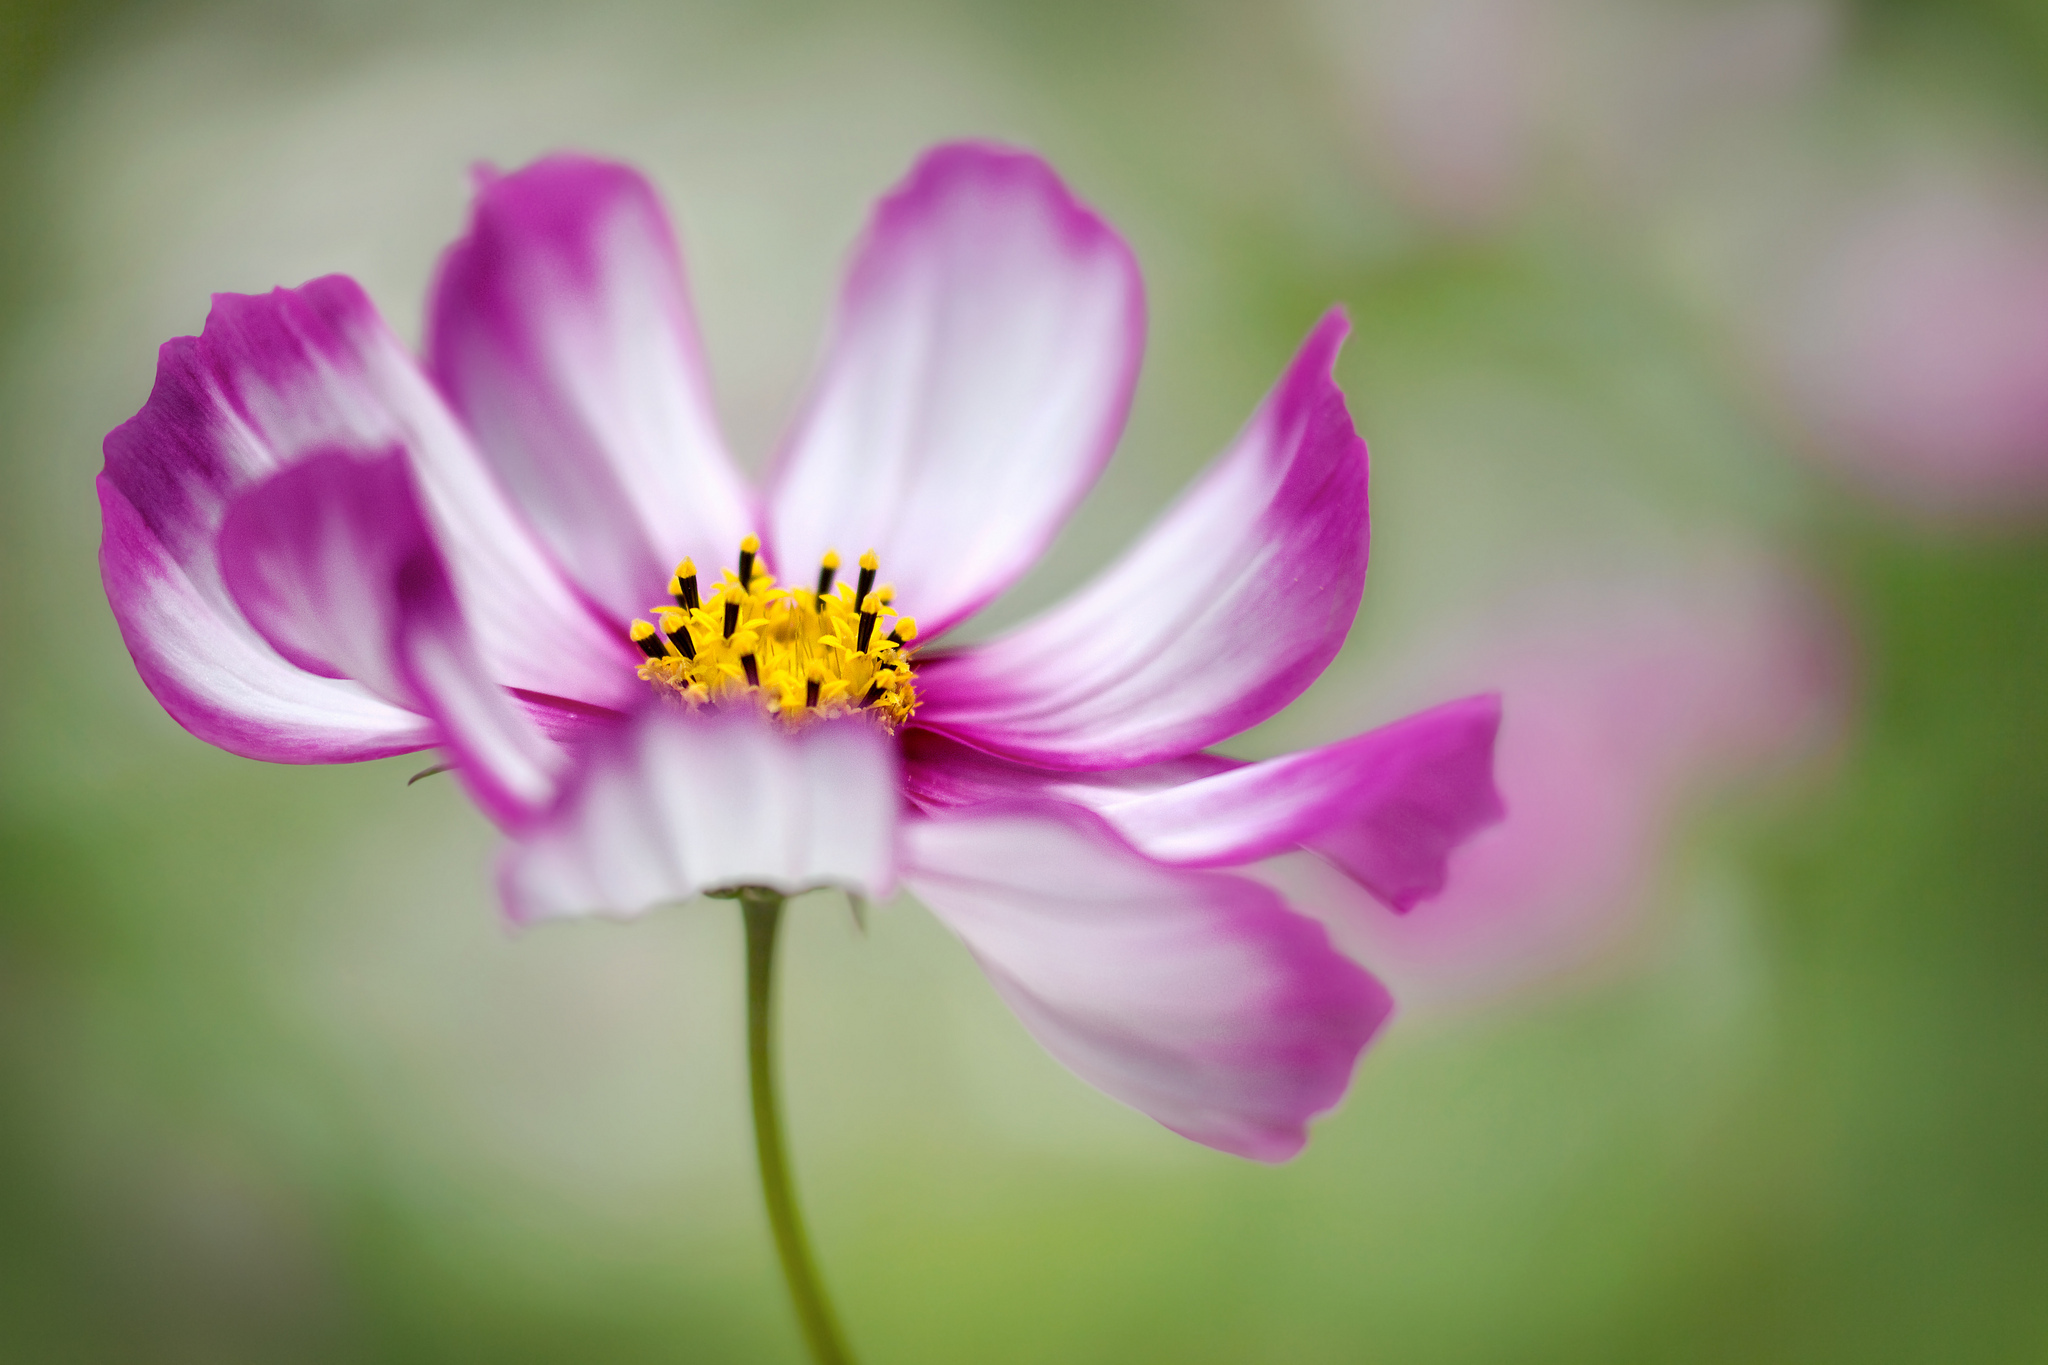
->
<box><xmin>630</xmin><ymin>538</ymin><xmax>920</xmax><ymax>729</ymax></box>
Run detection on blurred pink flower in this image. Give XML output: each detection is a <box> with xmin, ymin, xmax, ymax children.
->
<box><xmin>1317</xmin><ymin>0</ymin><xmax>1833</xmax><ymax>230</ymax></box>
<box><xmin>1332</xmin><ymin>0</ymin><xmax>1547</xmax><ymax>230</ymax></box>
<box><xmin>1315</xmin><ymin>562</ymin><xmax>1845</xmax><ymax>1005</ymax></box>
<box><xmin>1762</xmin><ymin>168</ymin><xmax>2048</xmax><ymax>522</ymax></box>
<box><xmin>98</xmin><ymin>144</ymin><xmax>1503</xmax><ymax>1159</ymax></box>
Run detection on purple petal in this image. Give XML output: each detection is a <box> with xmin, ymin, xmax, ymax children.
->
<box><xmin>1105</xmin><ymin>694</ymin><xmax>1504</xmax><ymax>912</ymax></box>
<box><xmin>98</xmin><ymin>474</ymin><xmax>432</xmax><ymax>763</ymax></box>
<box><xmin>903</xmin><ymin>693</ymin><xmax>1504</xmax><ymax>913</ymax></box>
<box><xmin>903</xmin><ymin>800</ymin><xmax>1390</xmax><ymax>1162</ymax></box>
<box><xmin>429</xmin><ymin>156</ymin><xmax>755</xmax><ymax>617</ymax></box>
<box><xmin>1337</xmin><ymin>564</ymin><xmax>1848</xmax><ymax>1005</ymax></box>
<box><xmin>100</xmin><ymin>277</ymin><xmax>640</xmax><ymax>731</ymax></box>
<box><xmin>499</xmin><ymin>708</ymin><xmax>900</xmax><ymax>926</ymax></box>
<box><xmin>217</xmin><ymin>449</ymin><xmax>565</xmax><ymax>826</ymax></box>
<box><xmin>901</xmin><ymin>727</ymin><xmax>1233</xmax><ymax>810</ymax></box>
<box><xmin>765</xmin><ymin>142</ymin><xmax>1145</xmax><ymax>640</ymax></box>
<box><xmin>912</xmin><ymin>309</ymin><xmax>1369</xmax><ymax>770</ymax></box>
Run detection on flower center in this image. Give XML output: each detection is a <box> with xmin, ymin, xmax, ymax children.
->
<box><xmin>627</xmin><ymin>537</ymin><xmax>920</xmax><ymax>729</ymax></box>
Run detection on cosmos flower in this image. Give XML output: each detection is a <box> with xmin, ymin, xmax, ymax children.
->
<box><xmin>98</xmin><ymin>143</ymin><xmax>1502</xmax><ymax>1161</ymax></box>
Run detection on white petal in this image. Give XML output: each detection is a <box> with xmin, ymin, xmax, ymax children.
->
<box><xmin>766</xmin><ymin>143</ymin><xmax>1144</xmax><ymax>639</ymax></box>
<box><xmin>500</xmin><ymin>709</ymin><xmax>901</xmax><ymax>924</ymax></box>
<box><xmin>430</xmin><ymin>156</ymin><xmax>755</xmax><ymax>617</ymax></box>
<box><xmin>904</xmin><ymin>800</ymin><xmax>1389</xmax><ymax>1161</ymax></box>
<box><xmin>914</xmin><ymin>310</ymin><xmax>1368</xmax><ymax>770</ymax></box>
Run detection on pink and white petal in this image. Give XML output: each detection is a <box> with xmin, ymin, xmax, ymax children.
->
<box><xmin>99</xmin><ymin>475</ymin><xmax>432</xmax><ymax>763</ymax></box>
<box><xmin>1336</xmin><ymin>563</ymin><xmax>1849</xmax><ymax>1006</ymax></box>
<box><xmin>500</xmin><ymin>709</ymin><xmax>900</xmax><ymax>926</ymax></box>
<box><xmin>1101</xmin><ymin>694</ymin><xmax>1504</xmax><ymax>913</ymax></box>
<box><xmin>215</xmin><ymin>449</ymin><xmax>566</xmax><ymax>826</ymax></box>
<box><xmin>903</xmin><ymin>694</ymin><xmax>1502</xmax><ymax>912</ymax></box>
<box><xmin>401</xmin><ymin>621</ymin><xmax>566</xmax><ymax>831</ymax></box>
<box><xmin>913</xmin><ymin>309</ymin><xmax>1369</xmax><ymax>770</ymax></box>
<box><xmin>903</xmin><ymin>801</ymin><xmax>1389</xmax><ymax>1162</ymax></box>
<box><xmin>766</xmin><ymin>142</ymin><xmax>1144</xmax><ymax>639</ymax></box>
<box><xmin>900</xmin><ymin>727</ymin><xmax>1234</xmax><ymax>812</ymax></box>
<box><xmin>217</xmin><ymin>444</ymin><xmax>423</xmax><ymax>701</ymax></box>
<box><xmin>429</xmin><ymin>156</ymin><xmax>754</xmax><ymax>617</ymax></box>
<box><xmin>101</xmin><ymin>277</ymin><xmax>640</xmax><ymax>715</ymax></box>
<box><xmin>511</xmin><ymin>689</ymin><xmax>630</xmax><ymax>748</ymax></box>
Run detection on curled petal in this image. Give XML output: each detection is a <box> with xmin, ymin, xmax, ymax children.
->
<box><xmin>100</xmin><ymin>277</ymin><xmax>640</xmax><ymax>732</ymax></box>
<box><xmin>98</xmin><ymin>474</ymin><xmax>431</xmax><ymax>762</ymax></box>
<box><xmin>430</xmin><ymin>156</ymin><xmax>754</xmax><ymax>616</ymax></box>
<box><xmin>499</xmin><ymin>708</ymin><xmax>900</xmax><ymax>926</ymax></box>
<box><xmin>1099</xmin><ymin>694</ymin><xmax>1504</xmax><ymax>913</ymax></box>
<box><xmin>904</xmin><ymin>801</ymin><xmax>1389</xmax><ymax>1162</ymax></box>
<box><xmin>903</xmin><ymin>693</ymin><xmax>1504</xmax><ymax>913</ymax></box>
<box><xmin>767</xmin><ymin>142</ymin><xmax>1145</xmax><ymax>640</ymax></box>
<box><xmin>217</xmin><ymin>445</ymin><xmax>426</xmax><ymax>699</ymax></box>
<box><xmin>217</xmin><ymin>450</ymin><xmax>564</xmax><ymax>826</ymax></box>
<box><xmin>1342</xmin><ymin>564</ymin><xmax>1849</xmax><ymax>1003</ymax></box>
<box><xmin>914</xmin><ymin>309</ymin><xmax>1369</xmax><ymax>770</ymax></box>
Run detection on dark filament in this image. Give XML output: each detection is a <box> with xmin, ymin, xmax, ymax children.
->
<box><xmin>741</xmin><ymin>655</ymin><xmax>760</xmax><ymax>687</ymax></box>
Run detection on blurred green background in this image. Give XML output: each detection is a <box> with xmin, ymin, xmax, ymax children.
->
<box><xmin>3</xmin><ymin>0</ymin><xmax>2046</xmax><ymax>1361</ymax></box>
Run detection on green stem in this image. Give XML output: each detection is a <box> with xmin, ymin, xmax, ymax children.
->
<box><xmin>741</xmin><ymin>890</ymin><xmax>856</xmax><ymax>1365</ymax></box>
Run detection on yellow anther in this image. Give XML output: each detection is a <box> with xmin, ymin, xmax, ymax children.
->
<box><xmin>735</xmin><ymin>535</ymin><xmax>762</xmax><ymax>590</ymax></box>
<box><xmin>629</xmin><ymin>618</ymin><xmax>667</xmax><ymax>660</ymax></box>
<box><xmin>855</xmin><ymin>594</ymin><xmax>884</xmax><ymax>653</ymax></box>
<box><xmin>853</xmin><ymin>548</ymin><xmax>881</xmax><ymax>606</ymax></box>
<box><xmin>632</xmin><ymin>541</ymin><xmax>917</xmax><ymax>729</ymax></box>
<box><xmin>672</xmin><ymin>558</ymin><xmax>701</xmax><ymax>610</ymax></box>
<box><xmin>814</xmin><ymin>550</ymin><xmax>841</xmax><ymax>613</ymax></box>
